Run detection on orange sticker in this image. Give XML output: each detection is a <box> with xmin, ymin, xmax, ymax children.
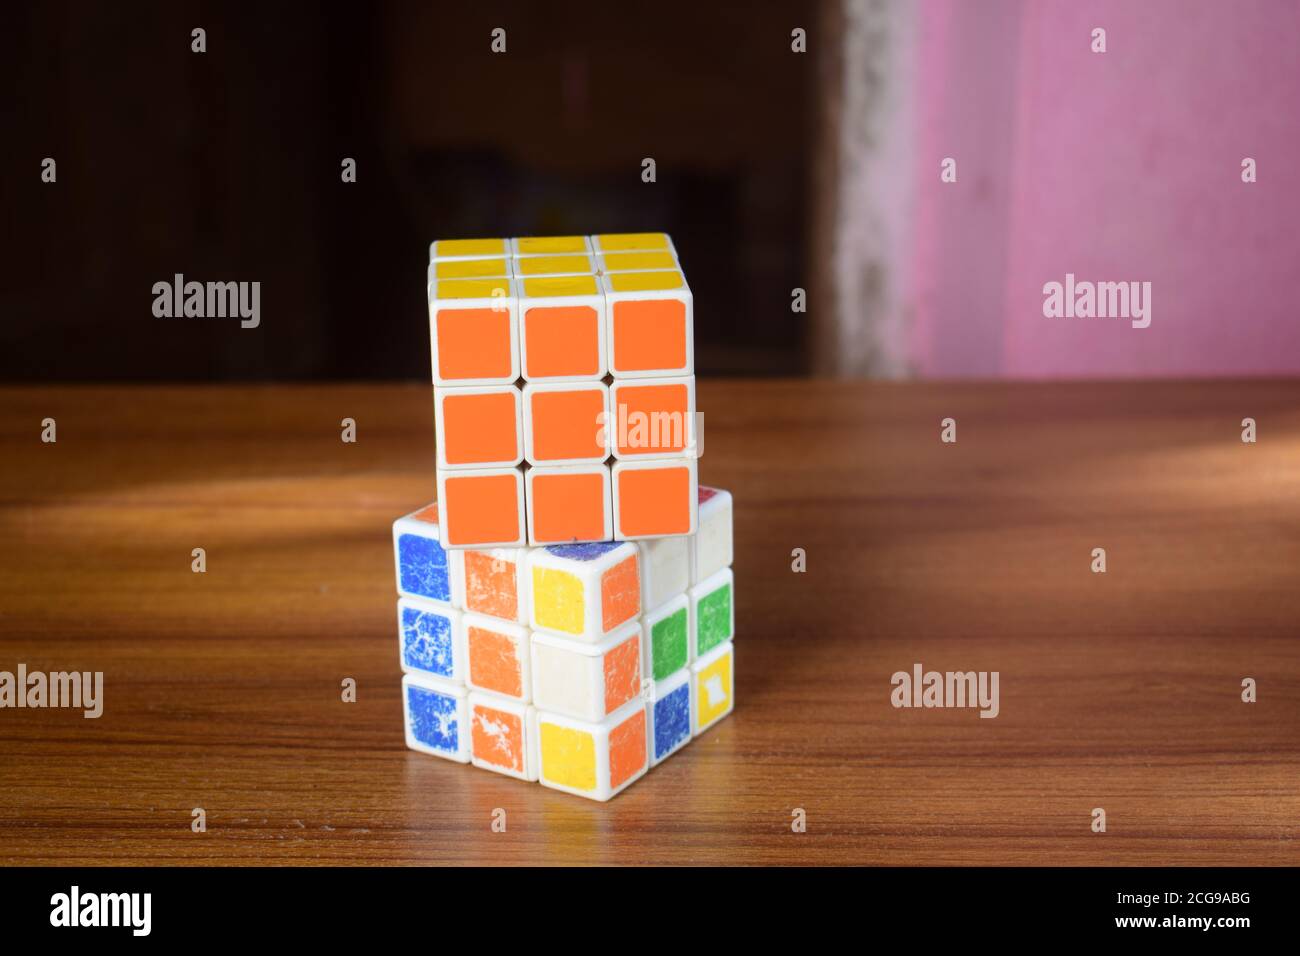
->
<box><xmin>435</xmin><ymin>307</ymin><xmax>513</xmax><ymax>380</ymax></box>
<box><xmin>617</xmin><ymin>466</ymin><xmax>691</xmax><ymax>536</ymax></box>
<box><xmin>523</xmin><ymin>305</ymin><xmax>601</xmax><ymax>378</ymax></box>
<box><xmin>463</xmin><ymin>550</ymin><xmax>518</xmax><ymax>621</ymax></box>
<box><xmin>531</xmin><ymin>471</ymin><xmax>607</xmax><ymax>543</ymax></box>
<box><xmin>468</xmin><ymin>625</ymin><xmax>523</xmax><ymax>698</ymax></box>
<box><xmin>530</xmin><ymin>388</ymin><xmax>607</xmax><ymax>462</ymax></box>
<box><xmin>444</xmin><ymin>473</ymin><xmax>520</xmax><ymax>546</ymax></box>
<box><xmin>608</xmin><ymin>708</ymin><xmax>646</xmax><ymax>789</ymax></box>
<box><xmin>612</xmin><ymin>299</ymin><xmax>686</xmax><ymax>372</ymax></box>
<box><xmin>603</xmin><ymin>632</ymin><xmax>641</xmax><ymax>714</ymax></box>
<box><xmin>441</xmin><ymin>391</ymin><xmax>518</xmax><ymax>465</ymax></box>
<box><xmin>600</xmin><ymin>555</ymin><xmax>641</xmax><ymax>632</ymax></box>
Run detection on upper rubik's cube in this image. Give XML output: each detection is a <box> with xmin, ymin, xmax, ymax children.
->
<box><xmin>427</xmin><ymin>234</ymin><xmax>699</xmax><ymax>549</ymax></box>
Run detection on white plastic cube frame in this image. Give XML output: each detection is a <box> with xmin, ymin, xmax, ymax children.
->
<box><xmin>646</xmin><ymin>668</ymin><xmax>693</xmax><ymax>766</ymax></box>
<box><xmin>468</xmin><ymin>692</ymin><xmax>539</xmax><ymax>781</ymax></box>
<box><xmin>463</xmin><ymin>612</ymin><xmax>533</xmax><ymax>703</ymax></box>
<box><xmin>509</xmin><ymin>236</ymin><xmax>594</xmax><ymax>258</ymax></box>
<box><xmin>392</xmin><ymin>507</ymin><xmax>465</xmax><ymax>607</ymax></box>
<box><xmin>531</xmin><ymin>621</ymin><xmax>642</xmax><ymax>722</ymax></box>
<box><xmin>601</xmin><ymin>270</ymin><xmax>694</xmax><ymax>379</ymax></box>
<box><xmin>402</xmin><ymin>672</ymin><xmax>471</xmax><ymax>763</ymax></box>
<box><xmin>516</xmin><ymin>279</ymin><xmax>608</xmax><ymax>383</ymax></box>
<box><xmin>691</xmin><ymin>485</ymin><xmax>734</xmax><ymax>584</ymax></box>
<box><xmin>433</xmin><ymin>383</ymin><xmax>524</xmax><ymax>470</ymax></box>
<box><xmin>524</xmin><ymin>463</ymin><xmax>614</xmax><ymax>547</ymax></box>
<box><xmin>637</xmin><ymin>535</ymin><xmax>691</xmax><ymax>613</ymax></box>
<box><xmin>536</xmin><ymin>697</ymin><xmax>649</xmax><ymax>801</ymax></box>
<box><xmin>691</xmin><ymin>640</ymin><xmax>735</xmax><ymax>736</ymax></box>
<box><xmin>436</xmin><ymin>466</ymin><xmax>527</xmax><ymax>549</ymax></box>
<box><xmin>521</xmin><ymin>381</ymin><xmax>610</xmax><ymax>465</ymax></box>
<box><xmin>460</xmin><ymin>546</ymin><xmax>530</xmax><ymax>625</ymax></box>
<box><xmin>428</xmin><ymin>277</ymin><xmax>520</xmax><ymax>387</ymax></box>
<box><xmin>528</xmin><ymin>541</ymin><xmax>642</xmax><ymax>641</ymax></box>
<box><xmin>608</xmin><ymin>375</ymin><xmax>697</xmax><ymax>461</ymax></box>
<box><xmin>610</xmin><ymin>457</ymin><xmax>699</xmax><ymax>541</ymax></box>
<box><xmin>397</xmin><ymin>596</ymin><xmax>467</xmax><ymax>683</ymax></box>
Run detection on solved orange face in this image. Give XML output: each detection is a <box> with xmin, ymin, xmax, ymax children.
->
<box><xmin>440</xmin><ymin>390</ymin><xmax>519</xmax><ymax>465</ymax></box>
<box><xmin>612</xmin><ymin>381</ymin><xmax>689</xmax><ymax>456</ymax></box>
<box><xmin>523</xmin><ymin>305</ymin><xmax>602</xmax><ymax>378</ymax></box>
<box><xmin>435</xmin><ymin>307</ymin><xmax>513</xmax><ymax>381</ymax></box>
<box><xmin>612</xmin><ymin>299</ymin><xmax>687</xmax><ymax>373</ymax></box>
<box><xmin>617</xmin><ymin>465</ymin><xmax>692</xmax><ymax>537</ymax></box>
<box><xmin>529</xmin><ymin>387</ymin><xmax>607</xmax><ymax>462</ymax></box>
<box><xmin>530</xmin><ymin>470</ymin><xmax>607</xmax><ymax>543</ymax></box>
<box><xmin>443</xmin><ymin>472</ymin><xmax>521</xmax><ymax>546</ymax></box>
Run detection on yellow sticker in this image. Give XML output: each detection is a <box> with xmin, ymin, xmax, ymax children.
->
<box><xmin>540</xmin><ymin>722</ymin><xmax>597</xmax><ymax>791</ymax></box>
<box><xmin>523</xmin><ymin>275</ymin><xmax>599</xmax><ymax>297</ymax></box>
<box><xmin>608</xmin><ymin>271</ymin><xmax>684</xmax><ymax>293</ymax></box>
<box><xmin>516</xmin><ymin>236</ymin><xmax>587</xmax><ymax>255</ymax></box>
<box><xmin>517</xmin><ymin>255</ymin><xmax>594</xmax><ymax>276</ymax></box>
<box><xmin>435</xmin><ymin>258</ymin><xmax>509</xmax><ymax>279</ymax></box>
<box><xmin>601</xmin><ymin>251</ymin><xmax>676</xmax><ymax>272</ymax></box>
<box><xmin>436</xmin><ymin>278</ymin><xmax>511</xmax><ymax>300</ymax></box>
<box><xmin>595</xmin><ymin>232</ymin><xmax>670</xmax><ymax>252</ymax></box>
<box><xmin>435</xmin><ymin>238</ymin><xmax>506</xmax><ymax>257</ymax></box>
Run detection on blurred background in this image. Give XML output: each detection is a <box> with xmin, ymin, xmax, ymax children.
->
<box><xmin>5</xmin><ymin>0</ymin><xmax>1300</xmax><ymax>383</ymax></box>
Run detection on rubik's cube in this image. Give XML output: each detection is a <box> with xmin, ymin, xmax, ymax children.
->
<box><xmin>393</xmin><ymin>234</ymin><xmax>734</xmax><ymax>801</ymax></box>
<box><xmin>392</xmin><ymin>489</ymin><xmax>733</xmax><ymax>800</ymax></box>
<box><xmin>426</xmin><ymin>233</ymin><xmax>697</xmax><ymax>547</ymax></box>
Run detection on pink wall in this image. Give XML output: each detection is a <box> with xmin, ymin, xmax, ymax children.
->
<box><xmin>908</xmin><ymin>0</ymin><xmax>1300</xmax><ymax>379</ymax></box>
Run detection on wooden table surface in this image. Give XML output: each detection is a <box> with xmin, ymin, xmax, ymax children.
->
<box><xmin>1</xmin><ymin>380</ymin><xmax>1297</xmax><ymax>866</ymax></box>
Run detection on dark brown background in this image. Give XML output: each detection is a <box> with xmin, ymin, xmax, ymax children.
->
<box><xmin>4</xmin><ymin>0</ymin><xmax>812</xmax><ymax>381</ymax></box>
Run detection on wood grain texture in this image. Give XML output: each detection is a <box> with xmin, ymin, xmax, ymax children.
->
<box><xmin>1</xmin><ymin>380</ymin><xmax>1298</xmax><ymax>866</ymax></box>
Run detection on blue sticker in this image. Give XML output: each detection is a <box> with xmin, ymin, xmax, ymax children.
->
<box><xmin>406</xmin><ymin>684</ymin><xmax>460</xmax><ymax>753</ymax></box>
<box><xmin>398</xmin><ymin>533</ymin><xmax>451</xmax><ymax>602</ymax></box>
<box><xmin>545</xmin><ymin>541</ymin><xmax>621</xmax><ymax>561</ymax></box>
<box><xmin>401</xmin><ymin>606</ymin><xmax>455</xmax><ymax>678</ymax></box>
<box><xmin>653</xmin><ymin>683</ymin><xmax>691</xmax><ymax>760</ymax></box>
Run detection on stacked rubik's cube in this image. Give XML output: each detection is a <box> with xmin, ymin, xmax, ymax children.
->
<box><xmin>391</xmin><ymin>233</ymin><xmax>735</xmax><ymax>800</ymax></box>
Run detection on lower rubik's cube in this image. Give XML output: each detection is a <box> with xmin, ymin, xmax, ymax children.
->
<box><xmin>392</xmin><ymin>486</ymin><xmax>735</xmax><ymax>801</ymax></box>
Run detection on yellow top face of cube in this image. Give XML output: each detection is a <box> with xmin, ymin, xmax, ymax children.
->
<box><xmin>434</xmin><ymin>238</ymin><xmax>506</xmax><ymax>258</ymax></box>
<box><xmin>516</xmin><ymin>236</ymin><xmax>587</xmax><ymax>255</ymax></box>
<box><xmin>594</xmin><ymin>232</ymin><xmax>670</xmax><ymax>252</ymax></box>
<box><xmin>516</xmin><ymin>254</ymin><xmax>594</xmax><ymax>276</ymax></box>
<box><xmin>436</xmin><ymin>278</ymin><xmax>511</xmax><ymax>300</ymax></box>
<box><xmin>607</xmin><ymin>270</ymin><xmax>685</xmax><ymax>293</ymax></box>
<box><xmin>523</xmin><ymin>275</ymin><xmax>599</xmax><ymax>297</ymax></box>
<box><xmin>601</xmin><ymin>251</ymin><xmax>676</xmax><ymax>272</ymax></box>
<box><xmin>434</xmin><ymin>258</ymin><xmax>509</xmax><ymax>279</ymax></box>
